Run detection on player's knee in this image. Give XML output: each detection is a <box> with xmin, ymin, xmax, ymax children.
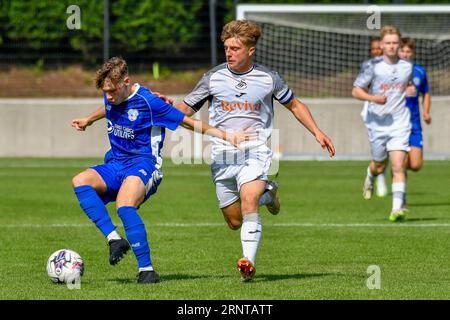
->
<box><xmin>227</xmin><ymin>219</ymin><xmax>242</xmax><ymax>230</ymax></box>
<box><xmin>240</xmin><ymin>194</ymin><xmax>259</xmax><ymax>209</ymax></box>
<box><xmin>72</xmin><ymin>173</ymin><xmax>88</xmax><ymax>188</ymax></box>
<box><xmin>409</xmin><ymin>162</ymin><xmax>422</xmax><ymax>172</ymax></box>
<box><xmin>391</xmin><ymin>164</ymin><xmax>403</xmax><ymax>175</ymax></box>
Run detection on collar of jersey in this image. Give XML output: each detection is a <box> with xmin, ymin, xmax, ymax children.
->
<box><xmin>124</xmin><ymin>83</ymin><xmax>141</xmax><ymax>102</ymax></box>
<box><xmin>227</xmin><ymin>64</ymin><xmax>254</xmax><ymax>76</ymax></box>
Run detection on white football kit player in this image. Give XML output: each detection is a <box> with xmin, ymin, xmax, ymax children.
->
<box><xmin>354</xmin><ymin>56</ymin><xmax>413</xmax><ymax>162</ymax></box>
<box><xmin>183</xmin><ymin>63</ymin><xmax>294</xmax><ymax>208</ymax></box>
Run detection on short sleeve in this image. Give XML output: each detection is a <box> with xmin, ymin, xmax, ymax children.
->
<box><xmin>183</xmin><ymin>72</ymin><xmax>212</xmax><ymax>112</ymax></box>
<box><xmin>272</xmin><ymin>71</ymin><xmax>294</xmax><ymax>105</ymax></box>
<box><xmin>354</xmin><ymin>60</ymin><xmax>375</xmax><ymax>89</ymax></box>
<box><xmin>149</xmin><ymin>96</ymin><xmax>185</xmax><ymax>131</ymax></box>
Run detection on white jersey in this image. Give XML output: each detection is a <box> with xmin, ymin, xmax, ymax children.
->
<box><xmin>184</xmin><ymin>63</ymin><xmax>294</xmax><ymax>161</ymax></box>
<box><xmin>354</xmin><ymin>56</ymin><xmax>413</xmax><ymax>131</ymax></box>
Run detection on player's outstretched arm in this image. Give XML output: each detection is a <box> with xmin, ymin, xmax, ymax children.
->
<box><xmin>175</xmin><ymin>102</ymin><xmax>196</xmax><ymax>117</ymax></box>
<box><xmin>422</xmin><ymin>92</ymin><xmax>432</xmax><ymax>124</ymax></box>
<box><xmin>284</xmin><ymin>98</ymin><xmax>335</xmax><ymax>158</ymax></box>
<box><xmin>180</xmin><ymin>116</ymin><xmax>255</xmax><ymax>149</ymax></box>
<box><xmin>71</xmin><ymin>106</ymin><xmax>106</xmax><ymax>131</ymax></box>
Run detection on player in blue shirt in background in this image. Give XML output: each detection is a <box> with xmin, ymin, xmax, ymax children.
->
<box><xmin>71</xmin><ymin>57</ymin><xmax>252</xmax><ymax>284</ymax></box>
<box><xmin>399</xmin><ymin>37</ymin><xmax>432</xmax><ymax>176</ymax></box>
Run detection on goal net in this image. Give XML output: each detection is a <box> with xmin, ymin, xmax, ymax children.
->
<box><xmin>237</xmin><ymin>5</ymin><xmax>450</xmax><ymax>98</ymax></box>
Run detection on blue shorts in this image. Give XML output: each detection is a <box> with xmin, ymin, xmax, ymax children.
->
<box><xmin>91</xmin><ymin>153</ymin><xmax>162</xmax><ymax>205</ymax></box>
<box><xmin>409</xmin><ymin>127</ymin><xmax>423</xmax><ymax>149</ymax></box>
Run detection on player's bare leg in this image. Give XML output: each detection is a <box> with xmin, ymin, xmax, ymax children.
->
<box><xmin>406</xmin><ymin>146</ymin><xmax>423</xmax><ymax>172</ymax></box>
<box><xmin>402</xmin><ymin>146</ymin><xmax>423</xmax><ymax>208</ymax></box>
<box><xmin>221</xmin><ymin>200</ymin><xmax>243</xmax><ymax>230</ymax></box>
<box><xmin>116</xmin><ymin>176</ymin><xmax>145</xmax><ymax>208</ymax></box>
<box><xmin>72</xmin><ymin>168</ymin><xmax>108</xmax><ymax>194</ymax></box>
<box><xmin>389</xmin><ymin>151</ymin><xmax>408</xmax><ymax>222</ymax></box>
<box><xmin>116</xmin><ymin>176</ymin><xmax>159</xmax><ymax>284</ymax></box>
<box><xmin>259</xmin><ymin>180</ymin><xmax>280</xmax><ymax>214</ymax></box>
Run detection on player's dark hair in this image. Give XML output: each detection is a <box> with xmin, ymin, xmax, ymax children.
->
<box><xmin>221</xmin><ymin>20</ymin><xmax>262</xmax><ymax>47</ymax></box>
<box><xmin>401</xmin><ymin>37</ymin><xmax>416</xmax><ymax>52</ymax></box>
<box><xmin>370</xmin><ymin>37</ymin><xmax>380</xmax><ymax>45</ymax></box>
<box><xmin>95</xmin><ymin>57</ymin><xmax>128</xmax><ymax>89</ymax></box>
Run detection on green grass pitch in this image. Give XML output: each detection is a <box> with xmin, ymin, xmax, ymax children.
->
<box><xmin>0</xmin><ymin>158</ymin><xmax>449</xmax><ymax>300</ymax></box>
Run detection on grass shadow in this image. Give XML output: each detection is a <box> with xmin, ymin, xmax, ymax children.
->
<box><xmin>408</xmin><ymin>202</ymin><xmax>450</xmax><ymax>208</ymax></box>
<box><xmin>109</xmin><ymin>273</ymin><xmax>229</xmax><ymax>284</ymax></box>
<box><xmin>255</xmin><ymin>273</ymin><xmax>333</xmax><ymax>282</ymax></box>
<box><xmin>161</xmin><ymin>274</ymin><xmax>230</xmax><ymax>282</ymax></box>
<box><xmin>402</xmin><ymin>217</ymin><xmax>440</xmax><ymax>222</ymax></box>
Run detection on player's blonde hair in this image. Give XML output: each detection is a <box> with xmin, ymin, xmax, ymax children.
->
<box><xmin>95</xmin><ymin>57</ymin><xmax>128</xmax><ymax>89</ymax></box>
<box><xmin>380</xmin><ymin>25</ymin><xmax>401</xmax><ymax>40</ymax></box>
<box><xmin>220</xmin><ymin>20</ymin><xmax>262</xmax><ymax>48</ymax></box>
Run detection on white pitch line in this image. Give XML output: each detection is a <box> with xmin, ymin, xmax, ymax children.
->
<box><xmin>2</xmin><ymin>223</ymin><xmax>450</xmax><ymax>228</ymax></box>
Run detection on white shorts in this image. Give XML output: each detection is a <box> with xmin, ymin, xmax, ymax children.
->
<box><xmin>211</xmin><ymin>145</ymin><xmax>272</xmax><ymax>208</ymax></box>
<box><xmin>367</xmin><ymin>126</ymin><xmax>411</xmax><ymax>162</ymax></box>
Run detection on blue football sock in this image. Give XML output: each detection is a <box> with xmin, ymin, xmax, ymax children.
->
<box><xmin>74</xmin><ymin>185</ymin><xmax>116</xmax><ymax>238</ymax></box>
<box><xmin>117</xmin><ymin>206</ymin><xmax>152</xmax><ymax>269</ymax></box>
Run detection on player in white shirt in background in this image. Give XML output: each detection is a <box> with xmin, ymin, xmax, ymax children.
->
<box><xmin>359</xmin><ymin>38</ymin><xmax>388</xmax><ymax>198</ymax></box>
<box><xmin>352</xmin><ymin>26</ymin><xmax>413</xmax><ymax>222</ymax></box>
<box><xmin>176</xmin><ymin>20</ymin><xmax>335</xmax><ymax>281</ymax></box>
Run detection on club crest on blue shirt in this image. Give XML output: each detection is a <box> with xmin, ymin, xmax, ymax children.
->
<box><xmin>128</xmin><ymin>109</ymin><xmax>139</xmax><ymax>121</ymax></box>
<box><xmin>413</xmin><ymin>77</ymin><xmax>421</xmax><ymax>86</ymax></box>
<box><xmin>107</xmin><ymin>120</ymin><xmax>113</xmax><ymax>134</ymax></box>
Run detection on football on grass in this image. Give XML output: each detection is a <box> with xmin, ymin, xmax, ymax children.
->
<box><xmin>46</xmin><ymin>249</ymin><xmax>84</xmax><ymax>284</ymax></box>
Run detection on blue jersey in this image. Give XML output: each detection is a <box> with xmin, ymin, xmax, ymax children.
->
<box><xmin>406</xmin><ymin>64</ymin><xmax>429</xmax><ymax>131</ymax></box>
<box><xmin>104</xmin><ymin>84</ymin><xmax>185</xmax><ymax>166</ymax></box>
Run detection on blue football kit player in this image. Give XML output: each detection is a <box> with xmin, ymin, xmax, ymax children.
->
<box><xmin>71</xmin><ymin>57</ymin><xmax>252</xmax><ymax>284</ymax></box>
<box><xmin>399</xmin><ymin>38</ymin><xmax>432</xmax><ymax>172</ymax></box>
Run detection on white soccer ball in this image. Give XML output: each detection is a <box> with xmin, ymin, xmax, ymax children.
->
<box><xmin>46</xmin><ymin>249</ymin><xmax>84</xmax><ymax>284</ymax></box>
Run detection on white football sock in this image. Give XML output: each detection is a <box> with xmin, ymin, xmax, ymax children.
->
<box><xmin>376</xmin><ymin>171</ymin><xmax>386</xmax><ymax>185</ymax></box>
<box><xmin>392</xmin><ymin>182</ymin><xmax>406</xmax><ymax>211</ymax></box>
<box><xmin>367</xmin><ymin>166</ymin><xmax>375</xmax><ymax>183</ymax></box>
<box><xmin>240</xmin><ymin>213</ymin><xmax>262</xmax><ymax>266</ymax></box>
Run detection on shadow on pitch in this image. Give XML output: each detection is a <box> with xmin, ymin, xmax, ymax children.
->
<box><xmin>255</xmin><ymin>273</ymin><xmax>333</xmax><ymax>282</ymax></box>
<box><xmin>401</xmin><ymin>217</ymin><xmax>440</xmax><ymax>222</ymax></box>
<box><xmin>109</xmin><ymin>273</ymin><xmax>228</xmax><ymax>284</ymax></box>
<box><xmin>407</xmin><ymin>202</ymin><xmax>450</xmax><ymax>208</ymax></box>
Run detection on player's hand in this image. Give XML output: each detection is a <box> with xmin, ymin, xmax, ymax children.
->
<box><xmin>314</xmin><ymin>130</ymin><xmax>335</xmax><ymax>158</ymax></box>
<box><xmin>423</xmin><ymin>113</ymin><xmax>432</xmax><ymax>124</ymax></box>
<box><xmin>406</xmin><ymin>84</ymin><xmax>417</xmax><ymax>97</ymax></box>
<box><xmin>372</xmin><ymin>95</ymin><xmax>387</xmax><ymax>105</ymax></box>
<box><xmin>227</xmin><ymin>127</ymin><xmax>257</xmax><ymax>150</ymax></box>
<box><xmin>71</xmin><ymin>118</ymin><xmax>92</xmax><ymax>131</ymax></box>
<box><xmin>153</xmin><ymin>91</ymin><xmax>174</xmax><ymax>105</ymax></box>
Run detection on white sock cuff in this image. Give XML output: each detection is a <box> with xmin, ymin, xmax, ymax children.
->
<box><xmin>377</xmin><ymin>172</ymin><xmax>386</xmax><ymax>179</ymax></box>
<box><xmin>106</xmin><ymin>230</ymin><xmax>121</xmax><ymax>242</ymax></box>
<box><xmin>243</xmin><ymin>213</ymin><xmax>260</xmax><ymax>223</ymax></box>
<box><xmin>367</xmin><ymin>166</ymin><xmax>374</xmax><ymax>177</ymax></box>
<box><xmin>392</xmin><ymin>182</ymin><xmax>406</xmax><ymax>193</ymax></box>
<box><xmin>139</xmin><ymin>266</ymin><xmax>154</xmax><ymax>272</ymax></box>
